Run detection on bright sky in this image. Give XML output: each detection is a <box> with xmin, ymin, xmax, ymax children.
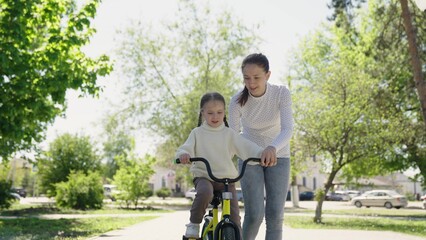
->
<box><xmin>44</xmin><ymin>0</ymin><xmax>332</xmax><ymax>154</ymax></box>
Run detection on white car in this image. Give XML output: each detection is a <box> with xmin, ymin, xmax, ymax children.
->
<box><xmin>103</xmin><ymin>184</ymin><xmax>120</xmax><ymax>201</ymax></box>
<box><xmin>185</xmin><ymin>188</ymin><xmax>244</xmax><ymax>202</ymax></box>
<box><xmin>345</xmin><ymin>190</ymin><xmax>361</xmax><ymax>199</ymax></box>
<box><xmin>421</xmin><ymin>194</ymin><xmax>426</xmax><ymax>209</ymax></box>
<box><xmin>351</xmin><ymin>190</ymin><xmax>408</xmax><ymax>209</ymax></box>
<box><xmin>334</xmin><ymin>191</ymin><xmax>351</xmax><ymax>201</ymax></box>
<box><xmin>185</xmin><ymin>188</ymin><xmax>197</xmax><ymax>200</ymax></box>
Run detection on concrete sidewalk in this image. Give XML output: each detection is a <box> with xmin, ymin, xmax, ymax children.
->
<box><xmin>89</xmin><ymin>210</ymin><xmax>425</xmax><ymax>240</ymax></box>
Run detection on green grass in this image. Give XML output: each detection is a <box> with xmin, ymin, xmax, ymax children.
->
<box><xmin>0</xmin><ymin>204</ymin><xmax>169</xmax><ymax>217</ymax></box>
<box><xmin>0</xmin><ymin>204</ymin><xmax>167</xmax><ymax>240</ymax></box>
<box><xmin>283</xmin><ymin>206</ymin><xmax>426</xmax><ymax>237</ymax></box>
<box><xmin>322</xmin><ymin>208</ymin><xmax>426</xmax><ymax>218</ymax></box>
<box><xmin>285</xmin><ymin>215</ymin><xmax>426</xmax><ymax>238</ymax></box>
<box><xmin>0</xmin><ymin>216</ymin><xmax>157</xmax><ymax>240</ymax></box>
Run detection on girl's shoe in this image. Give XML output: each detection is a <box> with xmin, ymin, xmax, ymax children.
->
<box><xmin>185</xmin><ymin>223</ymin><xmax>200</xmax><ymax>238</ymax></box>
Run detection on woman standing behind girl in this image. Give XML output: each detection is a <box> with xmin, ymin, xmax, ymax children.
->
<box><xmin>229</xmin><ymin>53</ymin><xmax>294</xmax><ymax>240</ymax></box>
<box><xmin>176</xmin><ymin>92</ymin><xmax>263</xmax><ymax>239</ymax></box>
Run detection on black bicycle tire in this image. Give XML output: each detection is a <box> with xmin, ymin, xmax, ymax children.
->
<box><xmin>221</xmin><ymin>226</ymin><xmax>236</xmax><ymax>240</ymax></box>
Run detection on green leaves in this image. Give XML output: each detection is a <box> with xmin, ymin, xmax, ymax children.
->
<box><xmin>0</xmin><ymin>0</ymin><xmax>112</xmax><ymax>160</ymax></box>
<box><xmin>37</xmin><ymin>133</ymin><xmax>100</xmax><ymax>197</ymax></box>
<box><xmin>116</xmin><ymin>0</ymin><xmax>260</xmax><ymax>163</ymax></box>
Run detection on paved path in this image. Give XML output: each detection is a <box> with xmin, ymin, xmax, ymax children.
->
<box><xmin>88</xmin><ymin>210</ymin><xmax>425</xmax><ymax>240</ymax></box>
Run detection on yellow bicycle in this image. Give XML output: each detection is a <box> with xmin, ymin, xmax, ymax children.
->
<box><xmin>175</xmin><ymin>157</ymin><xmax>260</xmax><ymax>240</ymax></box>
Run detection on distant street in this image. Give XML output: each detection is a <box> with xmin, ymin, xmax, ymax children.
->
<box><xmin>19</xmin><ymin>196</ymin><xmax>425</xmax><ymax>211</ymax></box>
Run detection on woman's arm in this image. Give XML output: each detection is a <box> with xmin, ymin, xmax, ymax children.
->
<box><xmin>228</xmin><ymin>95</ymin><xmax>241</xmax><ymax>132</ymax></box>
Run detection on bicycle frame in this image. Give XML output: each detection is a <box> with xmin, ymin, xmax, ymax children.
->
<box><xmin>176</xmin><ymin>157</ymin><xmax>260</xmax><ymax>240</ymax></box>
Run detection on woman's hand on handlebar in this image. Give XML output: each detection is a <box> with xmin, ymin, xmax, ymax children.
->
<box><xmin>178</xmin><ymin>153</ymin><xmax>191</xmax><ymax>164</ymax></box>
<box><xmin>260</xmin><ymin>146</ymin><xmax>277</xmax><ymax>167</ymax></box>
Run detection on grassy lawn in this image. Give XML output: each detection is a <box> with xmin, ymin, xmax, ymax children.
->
<box><xmin>285</xmin><ymin>215</ymin><xmax>426</xmax><ymax>238</ymax></box>
<box><xmin>322</xmin><ymin>208</ymin><xmax>426</xmax><ymax>218</ymax></box>
<box><xmin>0</xmin><ymin>204</ymin><xmax>166</xmax><ymax>240</ymax></box>
<box><xmin>285</xmin><ymin>208</ymin><xmax>426</xmax><ymax>238</ymax></box>
<box><xmin>0</xmin><ymin>215</ymin><xmax>157</xmax><ymax>240</ymax></box>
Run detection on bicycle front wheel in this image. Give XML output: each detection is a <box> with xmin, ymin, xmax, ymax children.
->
<box><xmin>221</xmin><ymin>226</ymin><xmax>236</xmax><ymax>240</ymax></box>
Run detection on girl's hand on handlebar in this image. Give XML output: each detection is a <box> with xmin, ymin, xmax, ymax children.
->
<box><xmin>179</xmin><ymin>153</ymin><xmax>191</xmax><ymax>164</ymax></box>
<box><xmin>260</xmin><ymin>146</ymin><xmax>277</xmax><ymax>167</ymax></box>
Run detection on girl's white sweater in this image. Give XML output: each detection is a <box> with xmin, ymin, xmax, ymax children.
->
<box><xmin>176</xmin><ymin>122</ymin><xmax>262</xmax><ymax>180</ymax></box>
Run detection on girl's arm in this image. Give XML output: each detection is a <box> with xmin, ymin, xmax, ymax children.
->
<box><xmin>175</xmin><ymin>130</ymin><xmax>196</xmax><ymax>164</ymax></box>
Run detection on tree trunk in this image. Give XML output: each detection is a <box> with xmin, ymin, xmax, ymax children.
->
<box><xmin>314</xmin><ymin>195</ymin><xmax>325</xmax><ymax>223</ymax></box>
<box><xmin>291</xmin><ymin>176</ymin><xmax>299</xmax><ymax>208</ymax></box>
<box><xmin>399</xmin><ymin>0</ymin><xmax>426</xmax><ymax>126</ymax></box>
<box><xmin>314</xmin><ymin>170</ymin><xmax>337</xmax><ymax>223</ymax></box>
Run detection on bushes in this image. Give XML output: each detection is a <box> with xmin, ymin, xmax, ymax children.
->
<box><xmin>0</xmin><ymin>180</ymin><xmax>14</xmax><ymax>210</ymax></box>
<box><xmin>156</xmin><ymin>187</ymin><xmax>171</xmax><ymax>199</ymax></box>
<box><xmin>55</xmin><ymin>171</ymin><xmax>104</xmax><ymax>210</ymax></box>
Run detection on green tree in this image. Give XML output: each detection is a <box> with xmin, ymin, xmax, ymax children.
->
<box><xmin>289</xmin><ymin>16</ymin><xmax>402</xmax><ymax>222</ymax></box>
<box><xmin>349</xmin><ymin>0</ymin><xmax>426</xmax><ymax>187</ymax></box>
<box><xmin>0</xmin><ymin>180</ymin><xmax>15</xmax><ymax>210</ymax></box>
<box><xmin>55</xmin><ymin>171</ymin><xmax>103</xmax><ymax>210</ymax></box>
<box><xmin>101</xmin><ymin>115</ymin><xmax>135</xmax><ymax>180</ymax></box>
<box><xmin>113</xmin><ymin>154</ymin><xmax>155</xmax><ymax>208</ymax></box>
<box><xmin>116</xmin><ymin>0</ymin><xmax>260</xmax><ymax>166</ymax></box>
<box><xmin>0</xmin><ymin>0</ymin><xmax>112</xmax><ymax>160</ymax></box>
<box><xmin>156</xmin><ymin>187</ymin><xmax>172</xmax><ymax>200</ymax></box>
<box><xmin>327</xmin><ymin>1</ymin><xmax>426</xmax><ymax>187</ymax></box>
<box><xmin>329</xmin><ymin>0</ymin><xmax>426</xmax><ymax>127</ymax></box>
<box><xmin>37</xmin><ymin>133</ymin><xmax>100</xmax><ymax>197</ymax></box>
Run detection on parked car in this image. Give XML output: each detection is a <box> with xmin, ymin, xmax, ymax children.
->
<box><xmin>325</xmin><ymin>192</ymin><xmax>345</xmax><ymax>201</ymax></box>
<box><xmin>333</xmin><ymin>191</ymin><xmax>351</xmax><ymax>201</ymax></box>
<box><xmin>236</xmin><ymin>188</ymin><xmax>244</xmax><ymax>202</ymax></box>
<box><xmin>185</xmin><ymin>188</ymin><xmax>244</xmax><ymax>202</ymax></box>
<box><xmin>11</xmin><ymin>188</ymin><xmax>27</xmax><ymax>198</ymax></box>
<box><xmin>286</xmin><ymin>191</ymin><xmax>315</xmax><ymax>201</ymax></box>
<box><xmin>185</xmin><ymin>188</ymin><xmax>197</xmax><ymax>200</ymax></box>
<box><xmin>103</xmin><ymin>184</ymin><xmax>120</xmax><ymax>201</ymax></box>
<box><xmin>299</xmin><ymin>191</ymin><xmax>315</xmax><ymax>201</ymax></box>
<box><xmin>351</xmin><ymin>190</ymin><xmax>408</xmax><ymax>209</ymax></box>
<box><xmin>421</xmin><ymin>194</ymin><xmax>426</xmax><ymax>209</ymax></box>
<box><xmin>345</xmin><ymin>190</ymin><xmax>361</xmax><ymax>200</ymax></box>
<box><xmin>9</xmin><ymin>192</ymin><xmax>21</xmax><ymax>201</ymax></box>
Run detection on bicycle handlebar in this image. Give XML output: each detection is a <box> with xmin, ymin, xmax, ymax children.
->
<box><xmin>174</xmin><ymin>157</ymin><xmax>260</xmax><ymax>184</ymax></box>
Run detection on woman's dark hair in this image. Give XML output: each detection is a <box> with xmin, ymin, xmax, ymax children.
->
<box><xmin>197</xmin><ymin>92</ymin><xmax>229</xmax><ymax>127</ymax></box>
<box><xmin>237</xmin><ymin>53</ymin><xmax>269</xmax><ymax>106</ymax></box>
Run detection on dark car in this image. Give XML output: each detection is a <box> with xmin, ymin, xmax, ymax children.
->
<box><xmin>286</xmin><ymin>191</ymin><xmax>315</xmax><ymax>201</ymax></box>
<box><xmin>299</xmin><ymin>191</ymin><xmax>315</xmax><ymax>201</ymax></box>
<box><xmin>236</xmin><ymin>188</ymin><xmax>244</xmax><ymax>202</ymax></box>
<box><xmin>325</xmin><ymin>192</ymin><xmax>349</xmax><ymax>201</ymax></box>
<box><xmin>11</xmin><ymin>188</ymin><xmax>27</xmax><ymax>198</ymax></box>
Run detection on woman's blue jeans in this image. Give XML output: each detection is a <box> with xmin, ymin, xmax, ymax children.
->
<box><xmin>238</xmin><ymin>158</ymin><xmax>290</xmax><ymax>240</ymax></box>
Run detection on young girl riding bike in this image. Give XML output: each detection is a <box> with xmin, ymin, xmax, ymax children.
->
<box><xmin>176</xmin><ymin>92</ymin><xmax>263</xmax><ymax>239</ymax></box>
